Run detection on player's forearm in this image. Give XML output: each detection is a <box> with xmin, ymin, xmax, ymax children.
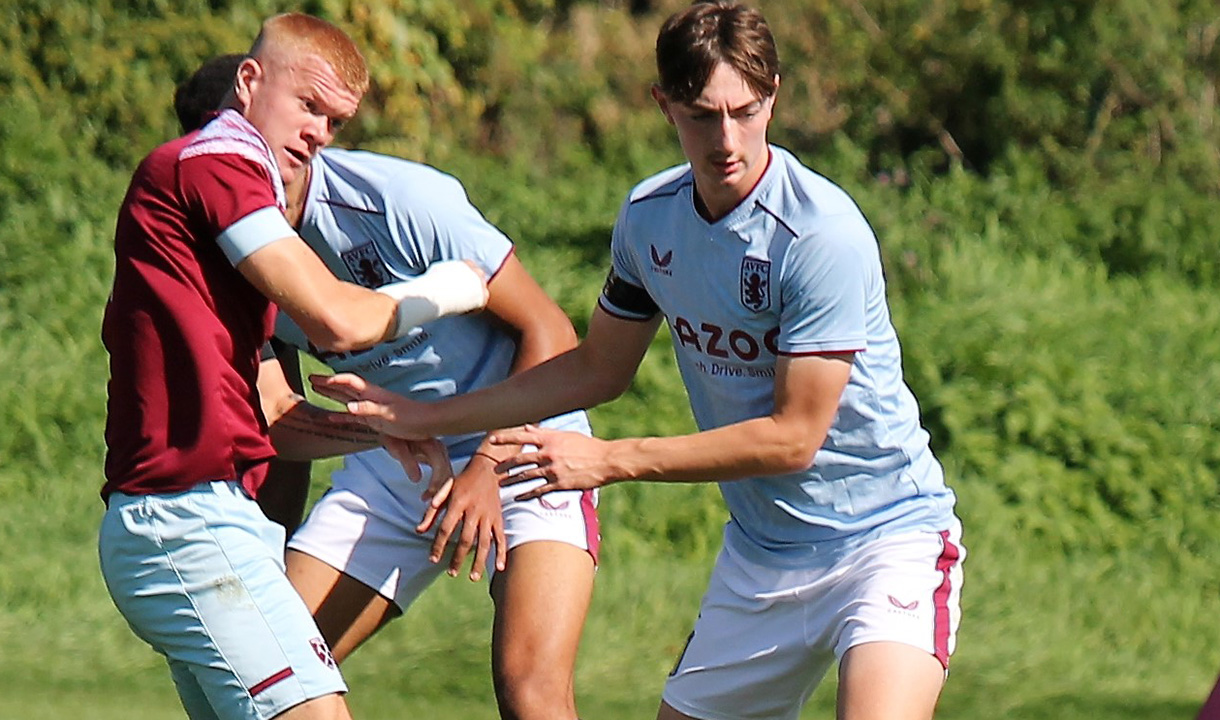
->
<box><xmin>303</xmin><ymin>284</ymin><xmax>398</xmax><ymax>353</ymax></box>
<box><xmin>426</xmin><ymin>346</ymin><xmax>623</xmax><ymax>436</ymax></box>
<box><xmin>508</xmin><ymin>322</ymin><xmax>578</xmax><ymax>376</ymax></box>
<box><xmin>607</xmin><ymin>416</ymin><xmax>823</xmax><ymax>485</ymax></box>
<box><xmin>269</xmin><ymin>396</ymin><xmax>380</xmax><ymax>461</ymax></box>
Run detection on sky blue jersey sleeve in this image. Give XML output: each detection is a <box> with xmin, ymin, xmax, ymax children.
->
<box><xmin>598</xmin><ymin>199</ymin><xmax>659</xmax><ymax>320</ymax></box>
<box><xmin>777</xmin><ymin>213</ymin><xmax>874</xmax><ymax>355</ymax></box>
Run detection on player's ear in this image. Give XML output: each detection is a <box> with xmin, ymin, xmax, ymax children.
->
<box><xmin>651</xmin><ymin>84</ymin><xmax>676</xmax><ymax>125</ymax></box>
<box><xmin>233</xmin><ymin>58</ymin><xmax>262</xmax><ymax>112</ymax></box>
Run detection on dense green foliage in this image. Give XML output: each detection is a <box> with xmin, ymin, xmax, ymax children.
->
<box><xmin>3</xmin><ymin>0</ymin><xmax>1220</xmax><ymax>717</ymax></box>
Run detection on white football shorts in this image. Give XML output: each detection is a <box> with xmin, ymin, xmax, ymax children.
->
<box><xmin>662</xmin><ymin>520</ymin><xmax>965</xmax><ymax>720</ymax></box>
<box><xmin>287</xmin><ymin>444</ymin><xmax>600</xmax><ymax>609</ymax></box>
<box><xmin>100</xmin><ymin>481</ymin><xmax>346</xmax><ymax>720</ymax></box>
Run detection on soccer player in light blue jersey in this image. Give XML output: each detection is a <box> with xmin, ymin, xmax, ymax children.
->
<box><xmin>313</xmin><ymin>2</ymin><xmax>965</xmax><ymax>719</ymax></box>
<box><xmin>175</xmin><ymin>57</ymin><xmax>600</xmax><ymax>720</ymax></box>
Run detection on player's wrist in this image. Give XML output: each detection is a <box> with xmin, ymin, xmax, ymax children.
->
<box><xmin>377</xmin><ymin>260</ymin><xmax>488</xmax><ymax>339</ymax></box>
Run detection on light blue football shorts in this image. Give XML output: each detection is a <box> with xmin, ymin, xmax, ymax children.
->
<box><xmin>99</xmin><ymin>480</ymin><xmax>346</xmax><ymax>720</ymax></box>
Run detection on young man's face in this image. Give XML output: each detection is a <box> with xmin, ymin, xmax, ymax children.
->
<box><xmin>237</xmin><ymin>52</ymin><xmax>360</xmax><ymax>185</ymax></box>
<box><xmin>654</xmin><ymin>62</ymin><xmax>777</xmax><ymax>220</ymax></box>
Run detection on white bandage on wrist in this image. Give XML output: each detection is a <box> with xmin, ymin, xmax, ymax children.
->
<box><xmin>376</xmin><ymin>260</ymin><xmax>488</xmax><ymax>339</ymax></box>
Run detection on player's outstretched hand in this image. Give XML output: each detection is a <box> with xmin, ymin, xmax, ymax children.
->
<box><xmin>489</xmin><ymin>424</ymin><xmax>618</xmax><ymax>500</ymax></box>
<box><xmin>416</xmin><ymin>456</ymin><xmax>507</xmax><ymax>581</ymax></box>
<box><xmin>381</xmin><ymin>435</ymin><xmax>452</xmax><ymax>485</ymax></box>
<box><xmin>309</xmin><ymin>372</ymin><xmax>428</xmax><ymax>438</ymax></box>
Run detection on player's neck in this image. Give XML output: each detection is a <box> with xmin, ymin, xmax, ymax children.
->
<box><xmin>283</xmin><ymin>165</ymin><xmax>310</xmax><ymax>228</ymax></box>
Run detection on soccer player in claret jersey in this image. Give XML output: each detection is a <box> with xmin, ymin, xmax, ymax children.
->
<box><xmin>174</xmin><ymin>54</ymin><xmax>600</xmax><ymax>720</ymax></box>
<box><xmin>312</xmin><ymin>2</ymin><xmax>966</xmax><ymax>719</ymax></box>
<box><xmin>99</xmin><ymin>14</ymin><xmax>487</xmax><ymax>720</ymax></box>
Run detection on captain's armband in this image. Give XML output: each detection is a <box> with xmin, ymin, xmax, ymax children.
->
<box><xmin>600</xmin><ymin>268</ymin><xmax>659</xmax><ymax>318</ymax></box>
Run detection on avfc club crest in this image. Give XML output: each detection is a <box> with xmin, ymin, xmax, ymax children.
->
<box><xmin>341</xmin><ymin>243</ymin><xmax>393</xmax><ymax>288</ymax></box>
<box><xmin>740</xmin><ymin>257</ymin><xmax>771</xmax><ymax>313</ymax></box>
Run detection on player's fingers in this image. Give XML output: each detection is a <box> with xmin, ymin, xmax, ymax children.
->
<box><xmin>418</xmin><ymin>440</ymin><xmax>453</xmax><ymax>488</ymax></box>
<box><xmin>423</xmin><ymin>475</ymin><xmax>454</xmax><ymax>506</ymax></box>
<box><xmin>469</xmin><ymin>524</ymin><xmax>492</xmax><ymax>582</ymax></box>
<box><xmin>308</xmin><ymin>372</ymin><xmax>365</xmax><ymax>399</ymax></box>
<box><xmin>487</xmin><ymin>426</ymin><xmax>537</xmax><ymax>447</ymax></box>
<box><xmin>512</xmin><ymin>487</ymin><xmax>546</xmax><ymax>502</ymax></box>
<box><xmin>448</xmin><ymin>521</ymin><xmax>478</xmax><ymax>578</ymax></box>
<box><xmin>420</xmin><ymin>479</ymin><xmax>454</xmax><ymax>542</ymax></box>
<box><xmin>493</xmin><ymin>520</ymin><xmax>507</xmax><ymax>573</ymax></box>
<box><xmin>461</xmin><ymin>260</ymin><xmax>491</xmax><ymax>307</ymax></box>
<box><xmin>498</xmin><ymin>464</ymin><xmax>547</xmax><ymax>486</ymax></box>
<box><xmin>416</xmin><ymin>503</ymin><xmax>441</xmax><ymax>534</ymax></box>
<box><xmin>430</xmin><ymin>510</ymin><xmax>460</xmax><ymax>564</ymax></box>
<box><xmin>493</xmin><ymin>452</ymin><xmax>542</xmax><ymax>474</ymax></box>
<box><xmin>344</xmin><ymin>399</ymin><xmax>396</xmax><ymax>422</ymax></box>
<box><xmin>382</xmin><ymin>438</ymin><xmax>422</xmax><ymax>482</ymax></box>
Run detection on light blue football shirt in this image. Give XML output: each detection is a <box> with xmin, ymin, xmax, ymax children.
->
<box><xmin>600</xmin><ymin>145</ymin><xmax>957</xmax><ymax>568</ymax></box>
<box><xmin>273</xmin><ymin>148</ymin><xmax>590</xmax><ymax>456</ymax></box>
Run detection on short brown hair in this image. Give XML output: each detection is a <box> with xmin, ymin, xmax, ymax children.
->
<box><xmin>250</xmin><ymin>13</ymin><xmax>369</xmax><ymax>97</ymax></box>
<box><xmin>655</xmin><ymin>1</ymin><xmax>779</xmax><ymax>104</ymax></box>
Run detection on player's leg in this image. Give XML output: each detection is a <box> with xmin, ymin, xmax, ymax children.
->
<box><xmin>99</xmin><ymin>481</ymin><xmax>349</xmax><ymax>720</ymax></box>
<box><xmin>173</xmin><ymin>651</ymin><xmax>354</xmax><ymax>720</ymax></box>
<box><xmin>286</xmin><ymin>448</ymin><xmax>448</xmax><ymax>663</ymax></box>
<box><xmin>273</xmin><ymin>693</ymin><xmax>353</xmax><ymax>720</ymax></box>
<box><xmin>831</xmin><ymin>522</ymin><xmax>966</xmax><ymax>720</ymax></box>
<box><xmin>658</xmin><ymin>542</ymin><xmax>835</xmax><ymax>720</ymax></box>
<box><xmin>836</xmin><ymin>642</ymin><xmax>944</xmax><ymax>720</ymax></box>
<box><xmin>490</xmin><ymin>540</ymin><xmax>595</xmax><ymax>720</ymax></box>
<box><xmin>285</xmin><ymin>550</ymin><xmax>402</xmax><ymax>663</ymax></box>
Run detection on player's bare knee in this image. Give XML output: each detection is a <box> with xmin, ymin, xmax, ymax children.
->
<box><xmin>493</xmin><ymin>665</ymin><xmax>574</xmax><ymax>720</ymax></box>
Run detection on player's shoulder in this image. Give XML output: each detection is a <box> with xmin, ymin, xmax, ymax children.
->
<box><xmin>759</xmin><ymin>146</ymin><xmax>871</xmax><ymax>241</ymax></box>
<box><xmin>132</xmin><ymin>134</ymin><xmax>196</xmax><ymax>179</ymax></box>
<box><xmin>626</xmin><ymin>163</ymin><xmax>692</xmax><ymax>207</ymax></box>
<box><xmin>179</xmin><ymin>110</ymin><xmax>272</xmax><ymax>166</ymax></box>
<box><xmin>317</xmin><ymin>148</ymin><xmax>469</xmax><ymax>206</ymax></box>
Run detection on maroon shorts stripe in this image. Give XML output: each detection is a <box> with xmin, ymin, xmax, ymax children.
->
<box><xmin>931</xmin><ymin>529</ymin><xmax>962</xmax><ymax>668</ymax></box>
<box><xmin>248</xmin><ymin>666</ymin><xmax>294</xmax><ymax>697</ymax></box>
<box><xmin>580</xmin><ymin>490</ymin><xmax>601</xmax><ymax>566</ymax></box>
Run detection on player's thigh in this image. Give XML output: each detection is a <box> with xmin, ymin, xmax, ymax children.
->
<box><xmin>273</xmin><ymin>693</ymin><xmax>352</xmax><ymax>720</ymax></box>
<box><xmin>490</xmin><ymin>540</ymin><xmax>595</xmax><ymax>672</ymax></box>
<box><xmin>830</xmin><ymin>522</ymin><xmax>965</xmax><ymax>670</ymax></box>
<box><xmin>100</xmin><ymin>483</ymin><xmax>346</xmax><ymax>719</ymax></box>
<box><xmin>286</xmin><ymin>452</ymin><xmax>448</xmax><ymax>657</ymax></box>
<box><xmin>492</xmin><ymin>473</ymin><xmax>599</xmax><ymax>675</ymax></box>
<box><xmin>836</xmin><ymin>641</ymin><xmax>944</xmax><ymax>720</ymax></box>
<box><xmin>661</xmin><ymin>548</ymin><xmax>835</xmax><ymax>720</ymax></box>
<box><xmin>168</xmin><ymin>659</ymin><xmax>221</xmax><ymax>720</ymax></box>
<box><xmin>285</xmin><ymin>549</ymin><xmax>402</xmax><ymax>665</ymax></box>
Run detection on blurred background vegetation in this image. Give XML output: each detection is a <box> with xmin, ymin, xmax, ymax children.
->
<box><xmin>2</xmin><ymin>0</ymin><xmax>1219</xmax><ymax>717</ymax></box>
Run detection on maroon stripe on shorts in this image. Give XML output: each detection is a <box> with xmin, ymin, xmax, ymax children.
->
<box><xmin>932</xmin><ymin>529</ymin><xmax>962</xmax><ymax>668</ymax></box>
<box><xmin>249</xmin><ymin>667</ymin><xmax>294</xmax><ymax>697</ymax></box>
<box><xmin>580</xmin><ymin>490</ymin><xmax>600</xmax><ymax>565</ymax></box>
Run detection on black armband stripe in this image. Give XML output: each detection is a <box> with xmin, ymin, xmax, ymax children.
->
<box><xmin>601</xmin><ymin>269</ymin><xmax>659</xmax><ymax>317</ymax></box>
